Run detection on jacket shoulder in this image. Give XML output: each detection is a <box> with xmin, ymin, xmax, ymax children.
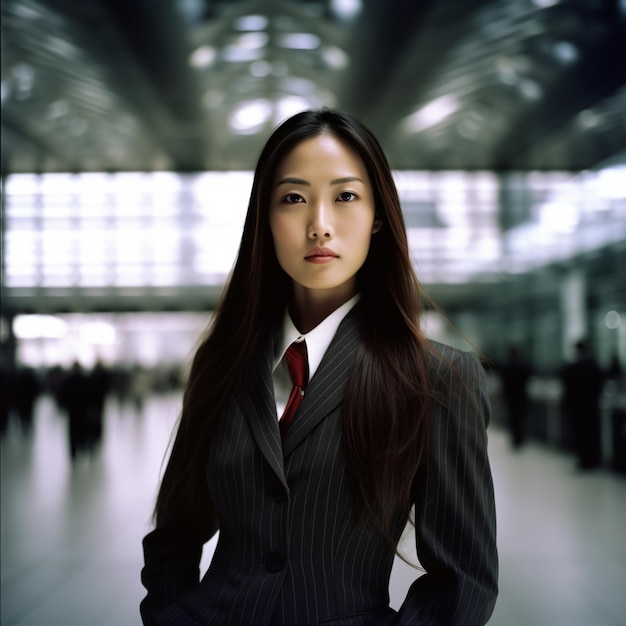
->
<box><xmin>425</xmin><ymin>339</ymin><xmax>480</xmax><ymax>366</ymax></box>
<box><xmin>424</xmin><ymin>339</ymin><xmax>486</xmax><ymax>391</ymax></box>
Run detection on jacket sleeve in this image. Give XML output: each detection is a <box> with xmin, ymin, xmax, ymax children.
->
<box><xmin>386</xmin><ymin>350</ymin><xmax>499</xmax><ymax>624</ymax></box>
<box><xmin>140</xmin><ymin>448</ymin><xmax>219</xmax><ymax>624</ymax></box>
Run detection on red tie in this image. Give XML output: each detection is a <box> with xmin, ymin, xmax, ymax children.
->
<box><xmin>279</xmin><ymin>340</ymin><xmax>308</xmax><ymax>439</ymax></box>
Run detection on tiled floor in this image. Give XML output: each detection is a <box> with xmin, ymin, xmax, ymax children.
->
<box><xmin>2</xmin><ymin>393</ymin><xmax>625</xmax><ymax>625</ymax></box>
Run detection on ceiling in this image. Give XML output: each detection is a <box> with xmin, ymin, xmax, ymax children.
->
<box><xmin>2</xmin><ymin>0</ymin><xmax>626</xmax><ymax>176</ymax></box>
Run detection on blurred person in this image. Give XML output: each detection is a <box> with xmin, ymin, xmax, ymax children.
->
<box><xmin>46</xmin><ymin>364</ymin><xmax>67</xmax><ymax>411</ymax></box>
<box><xmin>110</xmin><ymin>363</ymin><xmax>133</xmax><ymax>407</ymax></box>
<box><xmin>140</xmin><ymin>110</ymin><xmax>498</xmax><ymax>625</ymax></box>
<box><xmin>60</xmin><ymin>362</ymin><xmax>93</xmax><ymax>460</ymax></box>
<box><xmin>499</xmin><ymin>344</ymin><xmax>532</xmax><ymax>449</ymax></box>
<box><xmin>606</xmin><ymin>353</ymin><xmax>623</xmax><ymax>386</ymax></box>
<box><xmin>14</xmin><ymin>365</ymin><xmax>40</xmax><ymax>434</ymax></box>
<box><xmin>85</xmin><ymin>359</ymin><xmax>111</xmax><ymax>449</ymax></box>
<box><xmin>562</xmin><ymin>339</ymin><xmax>605</xmax><ymax>470</ymax></box>
<box><xmin>130</xmin><ymin>366</ymin><xmax>152</xmax><ymax>414</ymax></box>
<box><xmin>166</xmin><ymin>364</ymin><xmax>185</xmax><ymax>391</ymax></box>
<box><xmin>1</xmin><ymin>361</ymin><xmax>15</xmax><ymax>435</ymax></box>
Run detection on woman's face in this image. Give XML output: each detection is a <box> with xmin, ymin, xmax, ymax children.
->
<box><xmin>269</xmin><ymin>133</ymin><xmax>379</xmax><ymax>304</ymax></box>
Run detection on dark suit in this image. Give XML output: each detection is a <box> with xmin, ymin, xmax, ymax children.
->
<box><xmin>141</xmin><ymin>312</ymin><xmax>498</xmax><ymax>624</ymax></box>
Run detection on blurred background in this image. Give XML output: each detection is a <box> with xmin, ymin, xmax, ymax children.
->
<box><xmin>1</xmin><ymin>0</ymin><xmax>625</xmax><ymax>624</ymax></box>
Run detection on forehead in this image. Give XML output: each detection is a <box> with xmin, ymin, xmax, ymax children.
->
<box><xmin>274</xmin><ymin>134</ymin><xmax>369</xmax><ymax>179</ymax></box>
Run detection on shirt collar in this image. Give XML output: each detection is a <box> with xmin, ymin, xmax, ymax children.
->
<box><xmin>274</xmin><ymin>295</ymin><xmax>360</xmax><ymax>380</ymax></box>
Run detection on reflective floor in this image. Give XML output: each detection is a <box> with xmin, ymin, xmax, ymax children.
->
<box><xmin>2</xmin><ymin>394</ymin><xmax>625</xmax><ymax>625</ymax></box>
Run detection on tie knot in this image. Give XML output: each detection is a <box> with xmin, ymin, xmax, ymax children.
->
<box><xmin>284</xmin><ymin>340</ymin><xmax>308</xmax><ymax>388</ymax></box>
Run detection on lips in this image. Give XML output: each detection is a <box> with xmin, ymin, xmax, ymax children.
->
<box><xmin>304</xmin><ymin>246</ymin><xmax>339</xmax><ymax>264</ymax></box>
<box><xmin>305</xmin><ymin>247</ymin><xmax>338</xmax><ymax>259</ymax></box>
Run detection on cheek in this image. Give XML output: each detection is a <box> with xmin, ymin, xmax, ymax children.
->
<box><xmin>351</xmin><ymin>221</ymin><xmax>375</xmax><ymax>249</ymax></box>
<box><xmin>355</xmin><ymin>231</ymin><xmax>376</xmax><ymax>266</ymax></box>
<box><xmin>358</xmin><ymin>235</ymin><xmax>374</xmax><ymax>259</ymax></box>
<box><xmin>269</xmin><ymin>215</ymin><xmax>285</xmax><ymax>246</ymax></box>
<box><xmin>269</xmin><ymin>216</ymin><xmax>295</xmax><ymax>259</ymax></box>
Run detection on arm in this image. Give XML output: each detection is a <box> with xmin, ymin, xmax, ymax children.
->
<box><xmin>389</xmin><ymin>350</ymin><xmax>498</xmax><ymax>624</ymax></box>
<box><xmin>140</xmin><ymin>443</ymin><xmax>218</xmax><ymax>625</ymax></box>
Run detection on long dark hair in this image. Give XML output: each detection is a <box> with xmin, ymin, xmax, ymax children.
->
<box><xmin>155</xmin><ymin>109</ymin><xmax>432</xmax><ymax>549</ymax></box>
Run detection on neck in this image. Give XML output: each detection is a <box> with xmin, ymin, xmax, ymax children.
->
<box><xmin>290</xmin><ymin>284</ymin><xmax>356</xmax><ymax>334</ymax></box>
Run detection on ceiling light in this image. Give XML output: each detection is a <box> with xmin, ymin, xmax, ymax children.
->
<box><xmin>14</xmin><ymin>315</ymin><xmax>68</xmax><ymax>339</ymax></box>
<box><xmin>321</xmin><ymin>45</ymin><xmax>349</xmax><ymax>69</ymax></box>
<box><xmin>233</xmin><ymin>14</ymin><xmax>269</xmax><ymax>31</ymax></box>
<box><xmin>277</xmin><ymin>33</ymin><xmax>321</xmax><ymax>50</ymax></box>
<box><xmin>403</xmin><ymin>95</ymin><xmax>460</xmax><ymax>133</ymax></box>
<box><xmin>519</xmin><ymin>78</ymin><xmax>542</xmax><ymax>100</ymax></box>
<box><xmin>552</xmin><ymin>41</ymin><xmax>578</xmax><ymax>64</ymax></box>
<box><xmin>330</xmin><ymin>0</ymin><xmax>362</xmax><ymax>20</ymax></box>
<box><xmin>229</xmin><ymin>99</ymin><xmax>272</xmax><ymax>134</ymax></box>
<box><xmin>222</xmin><ymin>45</ymin><xmax>264</xmax><ymax>63</ymax></box>
<box><xmin>234</xmin><ymin>32</ymin><xmax>269</xmax><ymax>49</ymax></box>
<box><xmin>250</xmin><ymin>60</ymin><xmax>272</xmax><ymax>77</ymax></box>
<box><xmin>605</xmin><ymin>311</ymin><xmax>621</xmax><ymax>330</ymax></box>
<box><xmin>189</xmin><ymin>45</ymin><xmax>217</xmax><ymax>68</ymax></box>
<box><xmin>275</xmin><ymin>96</ymin><xmax>312</xmax><ymax>123</ymax></box>
<box><xmin>578</xmin><ymin>109</ymin><xmax>599</xmax><ymax>128</ymax></box>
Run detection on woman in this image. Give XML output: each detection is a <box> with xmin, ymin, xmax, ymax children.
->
<box><xmin>141</xmin><ymin>109</ymin><xmax>498</xmax><ymax>625</ymax></box>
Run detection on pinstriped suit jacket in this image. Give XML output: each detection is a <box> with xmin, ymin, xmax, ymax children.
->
<box><xmin>141</xmin><ymin>311</ymin><xmax>498</xmax><ymax>625</ymax></box>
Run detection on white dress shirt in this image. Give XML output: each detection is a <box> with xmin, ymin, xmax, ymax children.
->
<box><xmin>272</xmin><ymin>295</ymin><xmax>359</xmax><ymax>417</ymax></box>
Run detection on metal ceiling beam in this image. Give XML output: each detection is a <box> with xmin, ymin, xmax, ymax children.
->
<box><xmin>1</xmin><ymin>112</ymin><xmax>78</xmax><ymax>173</ymax></box>
<box><xmin>98</xmin><ymin>0</ymin><xmax>206</xmax><ymax>123</ymax></box>
<box><xmin>492</xmin><ymin>4</ymin><xmax>626</xmax><ymax>170</ymax></box>
<box><xmin>51</xmin><ymin>0</ymin><xmax>209</xmax><ymax>171</ymax></box>
<box><xmin>337</xmin><ymin>0</ymin><xmax>437</xmax><ymax>118</ymax></box>
<box><xmin>340</xmin><ymin>0</ymin><xmax>483</xmax><ymax>129</ymax></box>
<box><xmin>79</xmin><ymin>0</ymin><xmax>211</xmax><ymax>170</ymax></box>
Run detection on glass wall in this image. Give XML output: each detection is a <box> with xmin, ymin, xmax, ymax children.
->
<box><xmin>4</xmin><ymin>172</ymin><xmax>251</xmax><ymax>291</ymax></box>
<box><xmin>3</xmin><ymin>165</ymin><xmax>625</xmax><ymax>373</ymax></box>
<box><xmin>5</xmin><ymin>167</ymin><xmax>625</xmax><ymax>293</ymax></box>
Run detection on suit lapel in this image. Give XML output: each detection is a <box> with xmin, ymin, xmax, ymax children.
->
<box><xmin>236</xmin><ymin>309</ymin><xmax>363</xmax><ymax>476</ymax></box>
<box><xmin>236</xmin><ymin>335</ymin><xmax>288</xmax><ymax>489</ymax></box>
<box><xmin>282</xmin><ymin>311</ymin><xmax>362</xmax><ymax>456</ymax></box>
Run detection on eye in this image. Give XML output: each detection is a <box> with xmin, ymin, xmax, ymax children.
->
<box><xmin>336</xmin><ymin>191</ymin><xmax>357</xmax><ymax>202</ymax></box>
<box><xmin>282</xmin><ymin>193</ymin><xmax>305</xmax><ymax>204</ymax></box>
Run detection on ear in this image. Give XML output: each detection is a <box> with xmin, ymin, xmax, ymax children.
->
<box><xmin>372</xmin><ymin>216</ymin><xmax>383</xmax><ymax>234</ymax></box>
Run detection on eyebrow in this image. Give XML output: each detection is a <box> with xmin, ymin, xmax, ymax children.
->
<box><xmin>276</xmin><ymin>176</ymin><xmax>364</xmax><ymax>187</ymax></box>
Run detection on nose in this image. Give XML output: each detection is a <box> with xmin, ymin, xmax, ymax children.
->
<box><xmin>307</xmin><ymin>202</ymin><xmax>334</xmax><ymax>240</ymax></box>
